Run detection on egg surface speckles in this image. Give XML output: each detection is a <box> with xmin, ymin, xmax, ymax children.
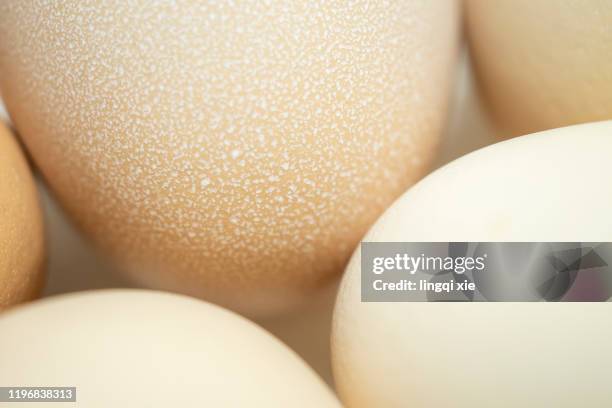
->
<box><xmin>0</xmin><ymin>290</ymin><xmax>340</xmax><ymax>407</ymax></box>
<box><xmin>466</xmin><ymin>0</ymin><xmax>612</xmax><ymax>136</ymax></box>
<box><xmin>0</xmin><ymin>1</ymin><xmax>458</xmax><ymax>315</ymax></box>
<box><xmin>332</xmin><ymin>121</ymin><xmax>612</xmax><ymax>407</ymax></box>
<box><xmin>0</xmin><ymin>122</ymin><xmax>45</xmax><ymax>309</ymax></box>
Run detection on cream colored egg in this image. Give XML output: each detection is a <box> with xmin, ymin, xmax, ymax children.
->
<box><xmin>332</xmin><ymin>121</ymin><xmax>612</xmax><ymax>407</ymax></box>
<box><xmin>0</xmin><ymin>122</ymin><xmax>45</xmax><ymax>310</ymax></box>
<box><xmin>466</xmin><ymin>0</ymin><xmax>612</xmax><ymax>136</ymax></box>
<box><xmin>0</xmin><ymin>1</ymin><xmax>459</xmax><ymax>316</ymax></box>
<box><xmin>0</xmin><ymin>290</ymin><xmax>340</xmax><ymax>407</ymax></box>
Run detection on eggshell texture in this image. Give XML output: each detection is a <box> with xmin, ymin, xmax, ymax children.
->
<box><xmin>466</xmin><ymin>0</ymin><xmax>612</xmax><ymax>136</ymax></box>
<box><xmin>0</xmin><ymin>290</ymin><xmax>340</xmax><ymax>407</ymax></box>
<box><xmin>332</xmin><ymin>121</ymin><xmax>612</xmax><ymax>407</ymax></box>
<box><xmin>0</xmin><ymin>1</ymin><xmax>458</xmax><ymax>315</ymax></box>
<box><xmin>0</xmin><ymin>122</ymin><xmax>45</xmax><ymax>309</ymax></box>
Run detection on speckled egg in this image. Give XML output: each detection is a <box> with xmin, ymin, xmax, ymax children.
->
<box><xmin>0</xmin><ymin>1</ymin><xmax>458</xmax><ymax>315</ymax></box>
<box><xmin>0</xmin><ymin>290</ymin><xmax>340</xmax><ymax>407</ymax></box>
<box><xmin>466</xmin><ymin>0</ymin><xmax>612</xmax><ymax>136</ymax></box>
<box><xmin>0</xmin><ymin>121</ymin><xmax>45</xmax><ymax>309</ymax></box>
<box><xmin>332</xmin><ymin>121</ymin><xmax>612</xmax><ymax>407</ymax></box>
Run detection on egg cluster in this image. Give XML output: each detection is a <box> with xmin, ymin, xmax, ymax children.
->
<box><xmin>0</xmin><ymin>1</ymin><xmax>611</xmax><ymax>407</ymax></box>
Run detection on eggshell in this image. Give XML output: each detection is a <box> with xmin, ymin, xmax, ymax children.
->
<box><xmin>0</xmin><ymin>122</ymin><xmax>45</xmax><ymax>309</ymax></box>
<box><xmin>332</xmin><ymin>121</ymin><xmax>612</xmax><ymax>407</ymax></box>
<box><xmin>0</xmin><ymin>1</ymin><xmax>459</xmax><ymax>316</ymax></box>
<box><xmin>466</xmin><ymin>0</ymin><xmax>612</xmax><ymax>136</ymax></box>
<box><xmin>0</xmin><ymin>290</ymin><xmax>340</xmax><ymax>407</ymax></box>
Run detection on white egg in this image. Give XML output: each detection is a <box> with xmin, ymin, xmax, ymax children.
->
<box><xmin>0</xmin><ymin>290</ymin><xmax>340</xmax><ymax>407</ymax></box>
<box><xmin>332</xmin><ymin>121</ymin><xmax>612</xmax><ymax>407</ymax></box>
<box><xmin>466</xmin><ymin>0</ymin><xmax>612</xmax><ymax>136</ymax></box>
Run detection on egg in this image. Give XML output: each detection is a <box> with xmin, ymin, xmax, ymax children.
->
<box><xmin>0</xmin><ymin>1</ymin><xmax>459</xmax><ymax>316</ymax></box>
<box><xmin>466</xmin><ymin>0</ymin><xmax>612</xmax><ymax>136</ymax></box>
<box><xmin>332</xmin><ymin>121</ymin><xmax>612</xmax><ymax>407</ymax></box>
<box><xmin>0</xmin><ymin>290</ymin><xmax>340</xmax><ymax>407</ymax></box>
<box><xmin>0</xmin><ymin>122</ymin><xmax>45</xmax><ymax>309</ymax></box>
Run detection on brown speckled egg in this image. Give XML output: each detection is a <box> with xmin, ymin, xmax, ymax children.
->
<box><xmin>0</xmin><ymin>1</ymin><xmax>458</xmax><ymax>315</ymax></box>
<box><xmin>0</xmin><ymin>122</ymin><xmax>45</xmax><ymax>309</ymax></box>
<box><xmin>466</xmin><ymin>0</ymin><xmax>612</xmax><ymax>136</ymax></box>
